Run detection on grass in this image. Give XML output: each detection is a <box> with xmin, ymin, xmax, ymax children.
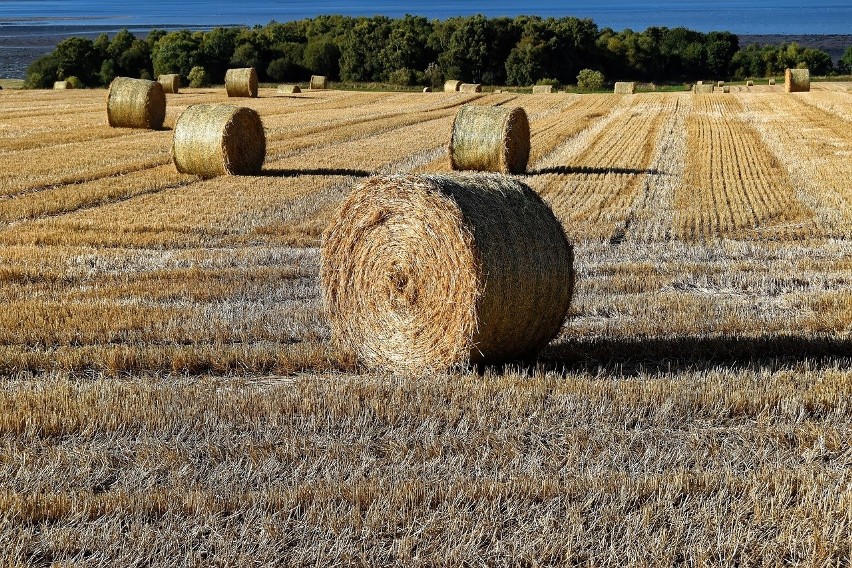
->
<box><xmin>0</xmin><ymin>84</ymin><xmax>850</xmax><ymax>565</ymax></box>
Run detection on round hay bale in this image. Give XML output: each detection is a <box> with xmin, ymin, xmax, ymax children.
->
<box><xmin>225</xmin><ymin>68</ymin><xmax>258</xmax><ymax>98</ymax></box>
<box><xmin>53</xmin><ymin>80</ymin><xmax>72</xmax><ymax>90</ymax></box>
<box><xmin>746</xmin><ymin>80</ymin><xmax>754</xmax><ymax>87</ymax></box>
<box><xmin>277</xmin><ymin>84</ymin><xmax>301</xmax><ymax>94</ymax></box>
<box><xmin>532</xmin><ymin>85</ymin><xmax>553</xmax><ymax>94</ymax></box>
<box><xmin>309</xmin><ymin>75</ymin><xmax>328</xmax><ymax>90</ymax></box>
<box><xmin>717</xmin><ymin>80</ymin><xmax>725</xmax><ymax>87</ymax></box>
<box><xmin>172</xmin><ymin>103</ymin><xmax>265</xmax><ymax>177</ymax></box>
<box><xmin>106</xmin><ymin>77</ymin><xmax>166</xmax><ymax>130</ymax></box>
<box><xmin>613</xmin><ymin>81</ymin><xmax>636</xmax><ymax>94</ymax></box>
<box><xmin>785</xmin><ymin>68</ymin><xmax>810</xmax><ymax>92</ymax></box>
<box><xmin>449</xmin><ymin>105</ymin><xmax>530</xmax><ymax>174</ymax></box>
<box><xmin>444</xmin><ymin>80</ymin><xmax>462</xmax><ymax>92</ymax></box>
<box><xmin>158</xmin><ymin>74</ymin><xmax>180</xmax><ymax>94</ymax></box>
<box><xmin>722</xmin><ymin>86</ymin><xmax>731</xmax><ymax>93</ymax></box>
<box><xmin>320</xmin><ymin>172</ymin><xmax>574</xmax><ymax>374</ymax></box>
<box><xmin>459</xmin><ymin>83</ymin><xmax>482</xmax><ymax>93</ymax></box>
<box><xmin>769</xmin><ymin>78</ymin><xmax>776</xmax><ymax>85</ymax></box>
<box><xmin>422</xmin><ymin>86</ymin><xmax>432</xmax><ymax>93</ymax></box>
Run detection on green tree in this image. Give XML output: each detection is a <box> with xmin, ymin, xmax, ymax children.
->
<box><xmin>24</xmin><ymin>55</ymin><xmax>60</xmax><ymax>88</ymax></box>
<box><xmin>152</xmin><ymin>30</ymin><xmax>201</xmax><ymax>79</ymax></box>
<box><xmin>339</xmin><ymin>17</ymin><xmax>393</xmax><ymax>82</ymax></box>
<box><xmin>200</xmin><ymin>27</ymin><xmax>238</xmax><ymax>83</ymax></box>
<box><xmin>839</xmin><ymin>46</ymin><xmax>852</xmax><ymax>74</ymax></box>
<box><xmin>53</xmin><ymin>37</ymin><xmax>100</xmax><ymax>85</ymax></box>
<box><xmin>187</xmin><ymin>65</ymin><xmax>209</xmax><ymax>87</ymax></box>
<box><xmin>576</xmin><ymin>68</ymin><xmax>605</xmax><ymax>90</ymax></box>
<box><xmin>505</xmin><ymin>36</ymin><xmax>547</xmax><ymax>86</ymax></box>
<box><xmin>304</xmin><ymin>37</ymin><xmax>341</xmax><ymax>79</ymax></box>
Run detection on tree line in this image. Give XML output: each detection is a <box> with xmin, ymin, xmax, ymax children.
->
<box><xmin>25</xmin><ymin>14</ymin><xmax>852</xmax><ymax>89</ymax></box>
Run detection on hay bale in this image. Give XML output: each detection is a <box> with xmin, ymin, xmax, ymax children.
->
<box><xmin>717</xmin><ymin>80</ymin><xmax>725</xmax><ymax>87</ymax></box>
<box><xmin>172</xmin><ymin>103</ymin><xmax>265</xmax><ymax>177</ymax></box>
<box><xmin>277</xmin><ymin>84</ymin><xmax>301</xmax><ymax>94</ymax></box>
<box><xmin>693</xmin><ymin>84</ymin><xmax>715</xmax><ymax>94</ymax></box>
<box><xmin>444</xmin><ymin>80</ymin><xmax>462</xmax><ymax>92</ymax></box>
<box><xmin>53</xmin><ymin>80</ymin><xmax>72</xmax><ymax>90</ymax></box>
<box><xmin>309</xmin><ymin>75</ymin><xmax>328</xmax><ymax>90</ymax></box>
<box><xmin>613</xmin><ymin>81</ymin><xmax>636</xmax><ymax>94</ymax></box>
<box><xmin>532</xmin><ymin>85</ymin><xmax>553</xmax><ymax>94</ymax></box>
<box><xmin>769</xmin><ymin>78</ymin><xmax>776</xmax><ymax>85</ymax></box>
<box><xmin>320</xmin><ymin>172</ymin><xmax>573</xmax><ymax>374</ymax></box>
<box><xmin>696</xmin><ymin>80</ymin><xmax>704</xmax><ymax>85</ymax></box>
<box><xmin>746</xmin><ymin>80</ymin><xmax>754</xmax><ymax>87</ymax></box>
<box><xmin>722</xmin><ymin>86</ymin><xmax>731</xmax><ymax>93</ymax></box>
<box><xmin>459</xmin><ymin>83</ymin><xmax>482</xmax><ymax>93</ymax></box>
<box><xmin>158</xmin><ymin>74</ymin><xmax>180</xmax><ymax>94</ymax></box>
<box><xmin>449</xmin><ymin>105</ymin><xmax>530</xmax><ymax>174</ymax></box>
<box><xmin>422</xmin><ymin>86</ymin><xmax>432</xmax><ymax>93</ymax></box>
<box><xmin>785</xmin><ymin>68</ymin><xmax>810</xmax><ymax>92</ymax></box>
<box><xmin>106</xmin><ymin>77</ymin><xmax>166</xmax><ymax>130</ymax></box>
<box><xmin>225</xmin><ymin>68</ymin><xmax>258</xmax><ymax>98</ymax></box>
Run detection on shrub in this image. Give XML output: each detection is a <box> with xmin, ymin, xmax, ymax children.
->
<box><xmin>188</xmin><ymin>65</ymin><xmax>209</xmax><ymax>88</ymax></box>
<box><xmin>577</xmin><ymin>68</ymin><xmax>605</xmax><ymax>91</ymax></box>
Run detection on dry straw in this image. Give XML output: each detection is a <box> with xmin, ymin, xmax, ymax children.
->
<box><xmin>459</xmin><ymin>83</ymin><xmax>482</xmax><ymax>93</ymax></box>
<box><xmin>158</xmin><ymin>74</ymin><xmax>180</xmax><ymax>94</ymax></box>
<box><xmin>532</xmin><ymin>85</ymin><xmax>553</xmax><ymax>94</ymax></box>
<box><xmin>613</xmin><ymin>81</ymin><xmax>636</xmax><ymax>94</ymax></box>
<box><xmin>53</xmin><ymin>80</ymin><xmax>72</xmax><ymax>90</ymax></box>
<box><xmin>277</xmin><ymin>84</ymin><xmax>301</xmax><ymax>94</ymax></box>
<box><xmin>172</xmin><ymin>103</ymin><xmax>265</xmax><ymax>177</ymax></box>
<box><xmin>444</xmin><ymin>80</ymin><xmax>462</xmax><ymax>92</ymax></box>
<box><xmin>225</xmin><ymin>68</ymin><xmax>258</xmax><ymax>98</ymax></box>
<box><xmin>106</xmin><ymin>77</ymin><xmax>166</xmax><ymax>130</ymax></box>
<box><xmin>723</xmin><ymin>86</ymin><xmax>731</xmax><ymax>93</ymax></box>
<box><xmin>449</xmin><ymin>105</ymin><xmax>530</xmax><ymax>174</ymax></box>
<box><xmin>693</xmin><ymin>84</ymin><xmax>715</xmax><ymax>94</ymax></box>
<box><xmin>717</xmin><ymin>80</ymin><xmax>725</xmax><ymax>87</ymax></box>
<box><xmin>320</xmin><ymin>172</ymin><xmax>574</xmax><ymax>374</ymax></box>
<box><xmin>746</xmin><ymin>80</ymin><xmax>754</xmax><ymax>87</ymax></box>
<box><xmin>309</xmin><ymin>75</ymin><xmax>329</xmax><ymax>89</ymax></box>
<box><xmin>769</xmin><ymin>78</ymin><xmax>776</xmax><ymax>85</ymax></box>
<box><xmin>785</xmin><ymin>68</ymin><xmax>810</xmax><ymax>92</ymax></box>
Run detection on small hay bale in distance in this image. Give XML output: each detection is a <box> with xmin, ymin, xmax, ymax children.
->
<box><xmin>422</xmin><ymin>86</ymin><xmax>432</xmax><ymax>92</ymax></box>
<box><xmin>613</xmin><ymin>81</ymin><xmax>636</xmax><ymax>94</ymax></box>
<box><xmin>532</xmin><ymin>85</ymin><xmax>553</xmax><ymax>94</ymax></box>
<box><xmin>785</xmin><ymin>68</ymin><xmax>810</xmax><ymax>92</ymax></box>
<box><xmin>172</xmin><ymin>103</ymin><xmax>265</xmax><ymax>177</ymax></box>
<box><xmin>53</xmin><ymin>80</ymin><xmax>72</xmax><ymax>90</ymax></box>
<box><xmin>106</xmin><ymin>77</ymin><xmax>166</xmax><ymax>130</ymax></box>
<box><xmin>769</xmin><ymin>78</ymin><xmax>776</xmax><ymax>85</ymax></box>
<box><xmin>717</xmin><ymin>80</ymin><xmax>725</xmax><ymax>87</ymax></box>
<box><xmin>693</xmin><ymin>83</ymin><xmax>714</xmax><ymax>94</ymax></box>
<box><xmin>746</xmin><ymin>80</ymin><xmax>754</xmax><ymax>87</ymax></box>
<box><xmin>444</xmin><ymin>80</ymin><xmax>462</xmax><ymax>92</ymax></box>
<box><xmin>696</xmin><ymin>80</ymin><xmax>704</xmax><ymax>85</ymax></box>
<box><xmin>722</xmin><ymin>86</ymin><xmax>731</xmax><ymax>93</ymax></box>
<box><xmin>277</xmin><ymin>84</ymin><xmax>301</xmax><ymax>94</ymax></box>
<box><xmin>158</xmin><ymin>74</ymin><xmax>180</xmax><ymax>94</ymax></box>
<box><xmin>459</xmin><ymin>83</ymin><xmax>482</xmax><ymax>93</ymax></box>
<box><xmin>309</xmin><ymin>75</ymin><xmax>329</xmax><ymax>89</ymax></box>
<box><xmin>225</xmin><ymin>67</ymin><xmax>258</xmax><ymax>98</ymax></box>
<box><xmin>449</xmin><ymin>105</ymin><xmax>530</xmax><ymax>174</ymax></box>
<box><xmin>320</xmin><ymin>172</ymin><xmax>574</xmax><ymax>374</ymax></box>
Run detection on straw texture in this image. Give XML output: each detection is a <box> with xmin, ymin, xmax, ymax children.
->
<box><xmin>613</xmin><ymin>82</ymin><xmax>636</xmax><ymax>94</ymax></box>
<box><xmin>53</xmin><ymin>80</ymin><xmax>72</xmax><ymax>90</ymax></box>
<box><xmin>722</xmin><ymin>86</ymin><xmax>731</xmax><ymax>93</ymax></box>
<box><xmin>785</xmin><ymin>68</ymin><xmax>810</xmax><ymax>92</ymax></box>
<box><xmin>320</xmin><ymin>172</ymin><xmax>574</xmax><ymax>374</ymax></box>
<box><xmin>746</xmin><ymin>80</ymin><xmax>754</xmax><ymax>87</ymax></box>
<box><xmin>158</xmin><ymin>74</ymin><xmax>180</xmax><ymax>94</ymax></box>
<box><xmin>532</xmin><ymin>85</ymin><xmax>553</xmax><ymax>94</ymax></box>
<box><xmin>277</xmin><ymin>84</ymin><xmax>301</xmax><ymax>94</ymax></box>
<box><xmin>693</xmin><ymin>84</ymin><xmax>715</xmax><ymax>94</ymax></box>
<box><xmin>444</xmin><ymin>80</ymin><xmax>462</xmax><ymax>92</ymax></box>
<box><xmin>449</xmin><ymin>106</ymin><xmax>530</xmax><ymax>174</ymax></box>
<box><xmin>310</xmin><ymin>75</ymin><xmax>329</xmax><ymax>89</ymax></box>
<box><xmin>172</xmin><ymin>104</ymin><xmax>265</xmax><ymax>177</ymax></box>
<box><xmin>717</xmin><ymin>81</ymin><xmax>725</xmax><ymax>87</ymax></box>
<box><xmin>106</xmin><ymin>77</ymin><xmax>166</xmax><ymax>130</ymax></box>
<box><xmin>225</xmin><ymin>68</ymin><xmax>258</xmax><ymax>98</ymax></box>
<box><xmin>769</xmin><ymin>78</ymin><xmax>776</xmax><ymax>85</ymax></box>
<box><xmin>459</xmin><ymin>83</ymin><xmax>482</xmax><ymax>93</ymax></box>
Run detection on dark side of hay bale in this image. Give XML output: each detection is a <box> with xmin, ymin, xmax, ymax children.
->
<box><xmin>309</xmin><ymin>75</ymin><xmax>329</xmax><ymax>89</ymax></box>
<box><xmin>158</xmin><ymin>74</ymin><xmax>180</xmax><ymax>94</ymax></box>
<box><xmin>172</xmin><ymin>103</ymin><xmax>265</xmax><ymax>177</ymax></box>
<box><xmin>106</xmin><ymin>77</ymin><xmax>166</xmax><ymax>130</ymax></box>
<box><xmin>449</xmin><ymin>105</ymin><xmax>530</xmax><ymax>175</ymax></box>
<box><xmin>225</xmin><ymin>68</ymin><xmax>258</xmax><ymax>98</ymax></box>
<box><xmin>532</xmin><ymin>85</ymin><xmax>553</xmax><ymax>94</ymax></box>
<box><xmin>320</xmin><ymin>172</ymin><xmax>574</xmax><ymax>374</ymax></box>
<box><xmin>444</xmin><ymin>80</ymin><xmax>462</xmax><ymax>92</ymax></box>
<box><xmin>53</xmin><ymin>80</ymin><xmax>72</xmax><ymax>90</ymax></box>
<box><xmin>277</xmin><ymin>84</ymin><xmax>301</xmax><ymax>94</ymax></box>
<box><xmin>459</xmin><ymin>83</ymin><xmax>482</xmax><ymax>93</ymax></box>
<box><xmin>785</xmin><ymin>68</ymin><xmax>810</xmax><ymax>93</ymax></box>
<box><xmin>613</xmin><ymin>81</ymin><xmax>636</xmax><ymax>94</ymax></box>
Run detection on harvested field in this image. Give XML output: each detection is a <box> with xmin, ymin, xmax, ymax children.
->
<box><xmin>0</xmin><ymin>84</ymin><xmax>850</xmax><ymax>565</ymax></box>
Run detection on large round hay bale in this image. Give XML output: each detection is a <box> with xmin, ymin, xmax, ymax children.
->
<box><xmin>106</xmin><ymin>77</ymin><xmax>166</xmax><ymax>130</ymax></box>
<box><xmin>532</xmin><ymin>85</ymin><xmax>553</xmax><ymax>94</ymax></box>
<box><xmin>225</xmin><ymin>68</ymin><xmax>258</xmax><ymax>98</ymax></box>
<box><xmin>158</xmin><ymin>74</ymin><xmax>180</xmax><ymax>94</ymax></box>
<box><xmin>309</xmin><ymin>75</ymin><xmax>328</xmax><ymax>90</ymax></box>
<box><xmin>53</xmin><ymin>80</ymin><xmax>72</xmax><ymax>90</ymax></box>
<box><xmin>277</xmin><ymin>84</ymin><xmax>301</xmax><ymax>94</ymax></box>
<box><xmin>459</xmin><ymin>83</ymin><xmax>482</xmax><ymax>93</ymax></box>
<box><xmin>449</xmin><ymin>105</ymin><xmax>530</xmax><ymax>174</ymax></box>
<box><xmin>320</xmin><ymin>172</ymin><xmax>573</xmax><ymax>374</ymax></box>
<box><xmin>613</xmin><ymin>81</ymin><xmax>636</xmax><ymax>94</ymax></box>
<box><xmin>444</xmin><ymin>80</ymin><xmax>462</xmax><ymax>92</ymax></box>
<box><xmin>172</xmin><ymin>104</ymin><xmax>265</xmax><ymax>177</ymax></box>
<box><xmin>785</xmin><ymin>68</ymin><xmax>810</xmax><ymax>92</ymax></box>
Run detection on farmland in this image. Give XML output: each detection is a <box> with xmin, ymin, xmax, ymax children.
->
<box><xmin>0</xmin><ymin>84</ymin><xmax>850</xmax><ymax>564</ymax></box>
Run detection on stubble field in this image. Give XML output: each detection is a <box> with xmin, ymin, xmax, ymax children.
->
<box><xmin>0</xmin><ymin>83</ymin><xmax>850</xmax><ymax>565</ymax></box>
